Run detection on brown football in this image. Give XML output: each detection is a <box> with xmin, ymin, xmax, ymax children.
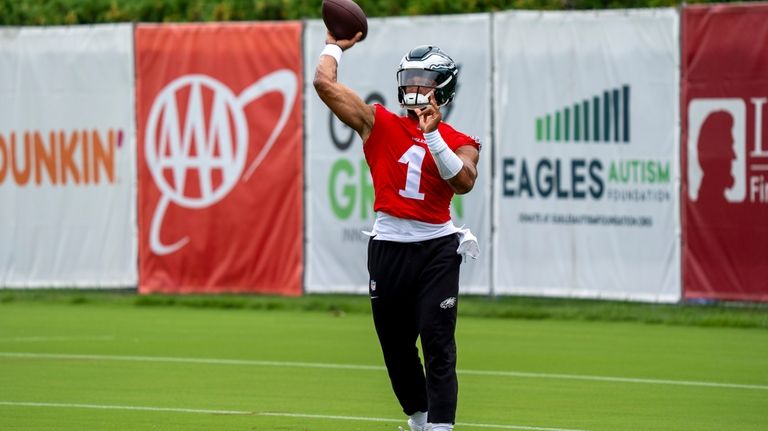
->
<box><xmin>321</xmin><ymin>0</ymin><xmax>368</xmax><ymax>41</ymax></box>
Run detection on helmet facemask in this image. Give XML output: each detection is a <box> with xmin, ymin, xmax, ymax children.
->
<box><xmin>397</xmin><ymin>46</ymin><xmax>458</xmax><ymax>110</ymax></box>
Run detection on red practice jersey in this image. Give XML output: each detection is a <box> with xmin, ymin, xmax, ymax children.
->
<box><xmin>363</xmin><ymin>104</ymin><xmax>480</xmax><ymax>224</ymax></box>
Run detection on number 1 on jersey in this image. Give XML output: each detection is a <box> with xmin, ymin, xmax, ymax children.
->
<box><xmin>398</xmin><ymin>145</ymin><xmax>426</xmax><ymax>200</ymax></box>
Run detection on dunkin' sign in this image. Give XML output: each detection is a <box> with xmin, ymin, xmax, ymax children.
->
<box><xmin>136</xmin><ymin>23</ymin><xmax>303</xmax><ymax>294</ymax></box>
<box><xmin>683</xmin><ymin>5</ymin><xmax>768</xmax><ymax>301</ymax></box>
<box><xmin>0</xmin><ymin>25</ymin><xmax>137</xmax><ymax>288</ymax></box>
<box><xmin>0</xmin><ymin>129</ymin><xmax>120</xmax><ymax>186</ymax></box>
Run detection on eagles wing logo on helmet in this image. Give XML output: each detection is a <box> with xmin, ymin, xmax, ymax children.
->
<box><xmin>397</xmin><ymin>45</ymin><xmax>458</xmax><ymax>110</ymax></box>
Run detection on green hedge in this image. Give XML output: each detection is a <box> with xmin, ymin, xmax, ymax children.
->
<box><xmin>2</xmin><ymin>289</ymin><xmax>768</xmax><ymax>329</ymax></box>
<box><xmin>0</xmin><ymin>0</ymin><xmax>739</xmax><ymax>26</ymax></box>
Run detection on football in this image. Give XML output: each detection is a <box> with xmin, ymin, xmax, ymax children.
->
<box><xmin>321</xmin><ymin>0</ymin><xmax>368</xmax><ymax>41</ymax></box>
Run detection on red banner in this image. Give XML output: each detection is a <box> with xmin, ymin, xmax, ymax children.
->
<box><xmin>682</xmin><ymin>5</ymin><xmax>768</xmax><ymax>301</ymax></box>
<box><xmin>136</xmin><ymin>23</ymin><xmax>303</xmax><ymax>295</ymax></box>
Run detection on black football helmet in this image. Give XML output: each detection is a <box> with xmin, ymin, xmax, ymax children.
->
<box><xmin>397</xmin><ymin>45</ymin><xmax>458</xmax><ymax>110</ymax></box>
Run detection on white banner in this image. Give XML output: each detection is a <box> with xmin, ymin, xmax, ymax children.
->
<box><xmin>493</xmin><ymin>10</ymin><xmax>681</xmax><ymax>302</ymax></box>
<box><xmin>0</xmin><ymin>25</ymin><xmax>137</xmax><ymax>288</ymax></box>
<box><xmin>305</xmin><ymin>14</ymin><xmax>492</xmax><ymax>294</ymax></box>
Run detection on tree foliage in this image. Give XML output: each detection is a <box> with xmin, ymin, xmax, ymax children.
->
<box><xmin>0</xmin><ymin>0</ymin><xmax>745</xmax><ymax>26</ymax></box>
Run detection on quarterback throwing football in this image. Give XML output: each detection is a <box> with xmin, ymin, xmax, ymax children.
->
<box><xmin>314</xmin><ymin>31</ymin><xmax>481</xmax><ymax>431</ymax></box>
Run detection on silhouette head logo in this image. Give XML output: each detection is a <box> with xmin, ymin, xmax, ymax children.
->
<box><xmin>687</xmin><ymin>98</ymin><xmax>746</xmax><ymax>203</ymax></box>
<box><xmin>696</xmin><ymin>111</ymin><xmax>736</xmax><ymax>204</ymax></box>
<box><xmin>145</xmin><ymin>71</ymin><xmax>297</xmax><ymax>255</ymax></box>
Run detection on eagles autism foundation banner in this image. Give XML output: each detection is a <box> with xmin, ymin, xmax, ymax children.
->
<box><xmin>682</xmin><ymin>4</ymin><xmax>768</xmax><ymax>302</ymax></box>
<box><xmin>0</xmin><ymin>25</ymin><xmax>136</xmax><ymax>288</ymax></box>
<box><xmin>304</xmin><ymin>15</ymin><xmax>492</xmax><ymax>294</ymax></box>
<box><xmin>493</xmin><ymin>10</ymin><xmax>680</xmax><ymax>301</ymax></box>
<box><xmin>136</xmin><ymin>23</ymin><xmax>303</xmax><ymax>295</ymax></box>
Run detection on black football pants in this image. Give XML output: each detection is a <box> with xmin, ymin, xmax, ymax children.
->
<box><xmin>367</xmin><ymin>233</ymin><xmax>462</xmax><ymax>424</ymax></box>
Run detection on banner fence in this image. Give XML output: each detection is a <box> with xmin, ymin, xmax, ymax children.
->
<box><xmin>492</xmin><ymin>10</ymin><xmax>681</xmax><ymax>302</ymax></box>
<box><xmin>1</xmin><ymin>5</ymin><xmax>767</xmax><ymax>302</ymax></box>
<box><xmin>135</xmin><ymin>23</ymin><xmax>303</xmax><ymax>295</ymax></box>
<box><xmin>682</xmin><ymin>4</ymin><xmax>768</xmax><ymax>302</ymax></box>
<box><xmin>0</xmin><ymin>24</ymin><xmax>137</xmax><ymax>288</ymax></box>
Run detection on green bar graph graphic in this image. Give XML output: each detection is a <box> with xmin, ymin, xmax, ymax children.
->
<box><xmin>535</xmin><ymin>85</ymin><xmax>629</xmax><ymax>144</ymax></box>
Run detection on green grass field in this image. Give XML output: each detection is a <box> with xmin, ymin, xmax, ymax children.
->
<box><xmin>0</xmin><ymin>295</ymin><xmax>766</xmax><ymax>431</ymax></box>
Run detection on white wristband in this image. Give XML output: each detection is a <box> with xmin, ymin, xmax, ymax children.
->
<box><xmin>320</xmin><ymin>44</ymin><xmax>342</xmax><ymax>65</ymax></box>
<box><xmin>424</xmin><ymin>130</ymin><xmax>464</xmax><ymax>179</ymax></box>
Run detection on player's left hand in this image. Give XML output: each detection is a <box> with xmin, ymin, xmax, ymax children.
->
<box><xmin>415</xmin><ymin>92</ymin><xmax>441</xmax><ymax>133</ymax></box>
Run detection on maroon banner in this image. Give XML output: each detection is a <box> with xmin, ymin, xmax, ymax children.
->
<box><xmin>682</xmin><ymin>4</ymin><xmax>768</xmax><ymax>301</ymax></box>
<box><xmin>136</xmin><ymin>23</ymin><xmax>303</xmax><ymax>295</ymax></box>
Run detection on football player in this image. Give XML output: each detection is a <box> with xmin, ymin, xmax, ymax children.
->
<box><xmin>314</xmin><ymin>32</ymin><xmax>481</xmax><ymax>431</ymax></box>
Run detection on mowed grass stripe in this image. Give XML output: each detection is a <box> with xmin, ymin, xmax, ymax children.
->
<box><xmin>0</xmin><ymin>401</ymin><xmax>251</xmax><ymax>415</ymax></box>
<box><xmin>0</xmin><ymin>336</ymin><xmax>115</xmax><ymax>343</ymax></box>
<box><xmin>2</xmin><ymin>351</ymin><xmax>766</xmax><ymax>391</ymax></box>
<box><xmin>0</xmin><ymin>402</ymin><xmax>586</xmax><ymax>431</ymax></box>
<box><xmin>2</xmin><ymin>303</ymin><xmax>766</xmax><ymax>431</ymax></box>
<box><xmin>260</xmin><ymin>412</ymin><xmax>587</xmax><ymax>431</ymax></box>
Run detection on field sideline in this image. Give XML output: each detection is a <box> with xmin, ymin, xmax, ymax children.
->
<box><xmin>0</xmin><ymin>294</ymin><xmax>766</xmax><ymax>430</ymax></box>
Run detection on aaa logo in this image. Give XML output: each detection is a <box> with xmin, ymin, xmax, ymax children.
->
<box><xmin>144</xmin><ymin>71</ymin><xmax>297</xmax><ymax>255</ymax></box>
